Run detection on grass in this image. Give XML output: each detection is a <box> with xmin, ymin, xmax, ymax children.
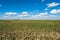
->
<box><xmin>0</xmin><ymin>20</ymin><xmax>60</xmax><ymax>40</ymax></box>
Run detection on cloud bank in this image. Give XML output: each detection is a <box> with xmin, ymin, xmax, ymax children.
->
<box><xmin>0</xmin><ymin>11</ymin><xmax>60</xmax><ymax>20</ymax></box>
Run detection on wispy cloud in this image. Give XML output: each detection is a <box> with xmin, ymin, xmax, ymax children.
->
<box><xmin>47</xmin><ymin>2</ymin><xmax>59</xmax><ymax>8</ymax></box>
<box><xmin>42</xmin><ymin>0</ymin><xmax>45</xmax><ymax>3</ymax></box>
<box><xmin>45</xmin><ymin>2</ymin><xmax>60</xmax><ymax>10</ymax></box>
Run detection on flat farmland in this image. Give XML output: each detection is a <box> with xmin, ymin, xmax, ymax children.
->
<box><xmin>0</xmin><ymin>20</ymin><xmax>60</xmax><ymax>40</ymax></box>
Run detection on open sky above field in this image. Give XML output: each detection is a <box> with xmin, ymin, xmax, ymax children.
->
<box><xmin>0</xmin><ymin>0</ymin><xmax>60</xmax><ymax>20</ymax></box>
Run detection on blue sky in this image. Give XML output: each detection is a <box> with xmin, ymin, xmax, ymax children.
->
<box><xmin>0</xmin><ymin>0</ymin><xmax>60</xmax><ymax>20</ymax></box>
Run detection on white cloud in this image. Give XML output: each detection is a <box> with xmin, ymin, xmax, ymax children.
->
<box><xmin>30</xmin><ymin>15</ymin><xmax>56</xmax><ymax>20</ymax></box>
<box><xmin>5</xmin><ymin>12</ymin><xmax>17</xmax><ymax>15</ymax></box>
<box><xmin>29</xmin><ymin>12</ymin><xmax>49</xmax><ymax>20</ymax></box>
<box><xmin>45</xmin><ymin>2</ymin><xmax>60</xmax><ymax>10</ymax></box>
<box><xmin>19</xmin><ymin>12</ymin><xmax>30</xmax><ymax>16</ymax></box>
<box><xmin>33</xmin><ymin>12</ymin><xmax>48</xmax><ymax>17</ymax></box>
<box><xmin>2</xmin><ymin>12</ymin><xmax>30</xmax><ymax>20</ymax></box>
<box><xmin>50</xmin><ymin>9</ymin><xmax>60</xmax><ymax>14</ymax></box>
<box><xmin>47</xmin><ymin>2</ymin><xmax>59</xmax><ymax>8</ymax></box>
<box><xmin>29</xmin><ymin>12</ymin><xmax>48</xmax><ymax>18</ymax></box>
<box><xmin>39</xmin><ymin>12</ymin><xmax>48</xmax><ymax>16</ymax></box>
<box><xmin>3</xmin><ymin>12</ymin><xmax>18</xmax><ymax>20</ymax></box>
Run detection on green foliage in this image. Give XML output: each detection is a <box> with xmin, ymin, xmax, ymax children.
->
<box><xmin>0</xmin><ymin>20</ymin><xmax>60</xmax><ymax>40</ymax></box>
